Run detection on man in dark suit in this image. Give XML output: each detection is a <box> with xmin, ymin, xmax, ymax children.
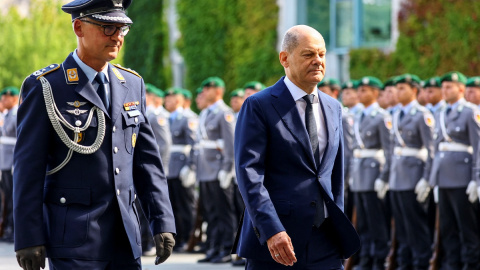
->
<box><xmin>233</xmin><ymin>25</ymin><xmax>360</xmax><ymax>269</ymax></box>
<box><xmin>13</xmin><ymin>0</ymin><xmax>176</xmax><ymax>269</ymax></box>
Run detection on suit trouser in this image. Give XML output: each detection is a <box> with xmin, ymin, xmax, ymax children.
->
<box><xmin>199</xmin><ymin>180</ymin><xmax>235</xmax><ymax>251</ymax></box>
<box><xmin>245</xmin><ymin>219</ymin><xmax>343</xmax><ymax>270</ymax></box>
<box><xmin>0</xmin><ymin>170</ymin><xmax>13</xmax><ymax>236</ymax></box>
<box><xmin>390</xmin><ymin>190</ymin><xmax>432</xmax><ymax>268</ymax></box>
<box><xmin>438</xmin><ymin>188</ymin><xmax>480</xmax><ymax>269</ymax></box>
<box><xmin>354</xmin><ymin>191</ymin><xmax>389</xmax><ymax>262</ymax></box>
<box><xmin>167</xmin><ymin>178</ymin><xmax>195</xmax><ymax>244</ymax></box>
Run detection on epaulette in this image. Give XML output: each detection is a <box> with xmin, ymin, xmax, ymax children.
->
<box><xmin>112</xmin><ymin>63</ymin><xmax>142</xmax><ymax>78</ymax></box>
<box><xmin>32</xmin><ymin>64</ymin><xmax>60</xmax><ymax>80</ymax></box>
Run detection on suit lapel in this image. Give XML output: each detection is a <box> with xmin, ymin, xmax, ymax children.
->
<box><xmin>109</xmin><ymin>64</ymin><xmax>130</xmax><ymax>124</ymax></box>
<box><xmin>317</xmin><ymin>92</ymin><xmax>335</xmax><ymax>172</ymax></box>
<box><xmin>271</xmin><ymin>79</ymin><xmax>316</xmax><ymax>168</ymax></box>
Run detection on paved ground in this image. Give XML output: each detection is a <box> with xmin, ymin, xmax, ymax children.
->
<box><xmin>0</xmin><ymin>242</ymin><xmax>243</xmax><ymax>270</ymax></box>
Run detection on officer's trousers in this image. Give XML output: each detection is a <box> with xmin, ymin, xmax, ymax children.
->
<box><xmin>438</xmin><ymin>188</ymin><xmax>480</xmax><ymax>269</ymax></box>
<box><xmin>390</xmin><ymin>190</ymin><xmax>432</xmax><ymax>269</ymax></box>
<box><xmin>167</xmin><ymin>178</ymin><xmax>195</xmax><ymax>245</ymax></box>
<box><xmin>232</xmin><ymin>182</ymin><xmax>245</xmax><ymax>225</ymax></box>
<box><xmin>199</xmin><ymin>180</ymin><xmax>235</xmax><ymax>252</ymax></box>
<box><xmin>0</xmin><ymin>170</ymin><xmax>13</xmax><ymax>237</ymax></box>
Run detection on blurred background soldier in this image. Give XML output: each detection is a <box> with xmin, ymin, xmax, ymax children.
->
<box><xmin>243</xmin><ymin>81</ymin><xmax>265</xmax><ymax>99</ymax></box>
<box><xmin>428</xmin><ymin>71</ymin><xmax>480</xmax><ymax>269</ymax></box>
<box><xmin>465</xmin><ymin>76</ymin><xmax>480</xmax><ymax>107</ymax></box>
<box><xmin>423</xmin><ymin>77</ymin><xmax>445</xmax><ymax>114</ymax></box>
<box><xmin>164</xmin><ymin>87</ymin><xmax>197</xmax><ymax>252</ymax></box>
<box><xmin>196</xmin><ymin>77</ymin><xmax>236</xmax><ymax>264</ymax></box>
<box><xmin>0</xmin><ymin>87</ymin><xmax>18</xmax><ymax>243</ymax></box>
<box><xmin>229</xmin><ymin>88</ymin><xmax>245</xmax><ymax>117</ymax></box>
<box><xmin>389</xmin><ymin>74</ymin><xmax>434</xmax><ymax>270</ymax></box>
<box><xmin>317</xmin><ymin>78</ymin><xmax>341</xmax><ymax>99</ymax></box>
<box><xmin>384</xmin><ymin>76</ymin><xmax>401</xmax><ymax>115</ymax></box>
<box><xmin>181</xmin><ymin>89</ymin><xmax>197</xmax><ymax>117</ymax></box>
<box><xmin>350</xmin><ymin>76</ymin><xmax>391</xmax><ymax>270</ymax></box>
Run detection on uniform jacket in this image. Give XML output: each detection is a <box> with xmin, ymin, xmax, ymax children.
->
<box><xmin>167</xmin><ymin>108</ymin><xmax>197</xmax><ymax>178</ymax></box>
<box><xmin>350</xmin><ymin>103</ymin><xmax>391</xmax><ymax>192</ymax></box>
<box><xmin>429</xmin><ymin>99</ymin><xmax>480</xmax><ymax>188</ymax></box>
<box><xmin>389</xmin><ymin>101</ymin><xmax>434</xmax><ymax>190</ymax></box>
<box><xmin>0</xmin><ymin>105</ymin><xmax>17</xmax><ymax>170</ymax></box>
<box><xmin>196</xmin><ymin>100</ymin><xmax>235</xmax><ymax>182</ymax></box>
<box><xmin>148</xmin><ymin>107</ymin><xmax>171</xmax><ymax>175</ymax></box>
<box><xmin>342</xmin><ymin>104</ymin><xmax>363</xmax><ymax>185</ymax></box>
<box><xmin>233</xmin><ymin>77</ymin><xmax>360</xmax><ymax>261</ymax></box>
<box><xmin>13</xmin><ymin>53</ymin><xmax>175</xmax><ymax>260</ymax></box>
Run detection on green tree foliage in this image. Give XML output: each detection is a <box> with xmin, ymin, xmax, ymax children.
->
<box><xmin>122</xmin><ymin>0</ymin><xmax>170</xmax><ymax>89</ymax></box>
<box><xmin>350</xmin><ymin>0</ymin><xmax>480</xmax><ymax>81</ymax></box>
<box><xmin>176</xmin><ymin>0</ymin><xmax>282</xmax><ymax>94</ymax></box>
<box><xmin>0</xmin><ymin>0</ymin><xmax>77</xmax><ymax>89</ymax></box>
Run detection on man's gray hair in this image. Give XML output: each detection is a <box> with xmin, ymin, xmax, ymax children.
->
<box><xmin>281</xmin><ymin>29</ymin><xmax>300</xmax><ymax>53</ymax></box>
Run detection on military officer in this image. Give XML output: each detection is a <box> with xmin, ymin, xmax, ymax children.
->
<box><xmin>422</xmin><ymin>77</ymin><xmax>445</xmax><ymax>114</ymax></box>
<box><xmin>317</xmin><ymin>78</ymin><xmax>341</xmax><ymax>99</ymax></box>
<box><xmin>243</xmin><ymin>81</ymin><xmax>265</xmax><ymax>99</ymax></box>
<box><xmin>181</xmin><ymin>89</ymin><xmax>197</xmax><ymax>117</ymax></box>
<box><xmin>163</xmin><ymin>87</ymin><xmax>197</xmax><ymax>251</ymax></box>
<box><xmin>384</xmin><ymin>77</ymin><xmax>401</xmax><ymax>115</ymax></box>
<box><xmin>426</xmin><ymin>71</ymin><xmax>480</xmax><ymax>269</ymax></box>
<box><xmin>466</xmin><ymin>76</ymin><xmax>480</xmax><ymax>107</ymax></box>
<box><xmin>229</xmin><ymin>88</ymin><xmax>245</xmax><ymax>117</ymax></box>
<box><xmin>0</xmin><ymin>87</ymin><xmax>18</xmax><ymax>243</ymax></box>
<box><xmin>350</xmin><ymin>76</ymin><xmax>391</xmax><ymax>270</ymax></box>
<box><xmin>13</xmin><ymin>1</ymin><xmax>176</xmax><ymax>269</ymax></box>
<box><xmin>389</xmin><ymin>74</ymin><xmax>434</xmax><ymax>270</ymax></box>
<box><xmin>196</xmin><ymin>77</ymin><xmax>236</xmax><ymax>264</ymax></box>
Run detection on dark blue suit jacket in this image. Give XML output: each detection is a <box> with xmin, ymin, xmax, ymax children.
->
<box><xmin>13</xmin><ymin>53</ymin><xmax>175</xmax><ymax>260</ymax></box>
<box><xmin>233</xmin><ymin>77</ymin><xmax>360</xmax><ymax>261</ymax></box>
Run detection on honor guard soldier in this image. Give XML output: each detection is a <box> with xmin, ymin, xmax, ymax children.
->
<box><xmin>229</xmin><ymin>88</ymin><xmax>245</xmax><ymax>117</ymax></box>
<box><xmin>0</xmin><ymin>87</ymin><xmax>19</xmax><ymax>243</ymax></box>
<box><xmin>196</xmin><ymin>77</ymin><xmax>236</xmax><ymax>264</ymax></box>
<box><xmin>13</xmin><ymin>1</ymin><xmax>176</xmax><ymax>269</ymax></box>
<box><xmin>466</xmin><ymin>76</ymin><xmax>480</xmax><ymax>107</ymax></box>
<box><xmin>340</xmin><ymin>80</ymin><xmax>363</xmax><ymax>220</ymax></box>
<box><xmin>426</xmin><ymin>71</ymin><xmax>480</xmax><ymax>269</ymax></box>
<box><xmin>384</xmin><ymin>76</ymin><xmax>401</xmax><ymax>115</ymax></box>
<box><xmin>181</xmin><ymin>89</ymin><xmax>197</xmax><ymax>117</ymax></box>
<box><xmin>317</xmin><ymin>78</ymin><xmax>341</xmax><ymax>99</ymax></box>
<box><xmin>350</xmin><ymin>76</ymin><xmax>391</xmax><ymax>270</ymax></box>
<box><xmin>164</xmin><ymin>87</ymin><xmax>197</xmax><ymax>251</ymax></box>
<box><xmin>389</xmin><ymin>74</ymin><xmax>434</xmax><ymax>270</ymax></box>
<box><xmin>423</xmin><ymin>77</ymin><xmax>446</xmax><ymax>114</ymax></box>
<box><xmin>243</xmin><ymin>81</ymin><xmax>265</xmax><ymax>99</ymax></box>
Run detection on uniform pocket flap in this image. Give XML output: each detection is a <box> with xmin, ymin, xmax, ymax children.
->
<box><xmin>122</xmin><ymin>111</ymin><xmax>145</xmax><ymax>127</ymax></box>
<box><xmin>44</xmin><ymin>187</ymin><xmax>91</xmax><ymax>206</ymax></box>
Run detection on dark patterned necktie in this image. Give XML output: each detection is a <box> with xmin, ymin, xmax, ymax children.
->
<box><xmin>95</xmin><ymin>72</ymin><xmax>110</xmax><ymax>112</ymax></box>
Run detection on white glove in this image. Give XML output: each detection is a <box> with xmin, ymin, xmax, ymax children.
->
<box><xmin>179</xmin><ymin>166</ymin><xmax>196</xmax><ymax>188</ymax></box>
<box><xmin>466</xmin><ymin>180</ymin><xmax>478</xmax><ymax>204</ymax></box>
<box><xmin>348</xmin><ymin>177</ymin><xmax>353</xmax><ymax>188</ymax></box>
<box><xmin>374</xmin><ymin>179</ymin><xmax>389</xmax><ymax>200</ymax></box>
<box><xmin>218</xmin><ymin>170</ymin><xmax>233</xmax><ymax>189</ymax></box>
<box><xmin>433</xmin><ymin>186</ymin><xmax>439</xmax><ymax>204</ymax></box>
<box><xmin>414</xmin><ymin>178</ymin><xmax>431</xmax><ymax>203</ymax></box>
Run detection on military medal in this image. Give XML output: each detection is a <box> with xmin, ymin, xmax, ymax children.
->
<box><xmin>124</xmin><ymin>101</ymin><xmax>139</xmax><ymax>111</ymax></box>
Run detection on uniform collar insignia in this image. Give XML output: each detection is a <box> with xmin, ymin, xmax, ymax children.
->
<box><xmin>112</xmin><ymin>68</ymin><xmax>126</xmax><ymax>83</ymax></box>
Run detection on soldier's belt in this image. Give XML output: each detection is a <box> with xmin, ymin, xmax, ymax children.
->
<box><xmin>0</xmin><ymin>136</ymin><xmax>17</xmax><ymax>145</ymax></box>
<box><xmin>199</xmin><ymin>139</ymin><xmax>224</xmax><ymax>150</ymax></box>
<box><xmin>353</xmin><ymin>149</ymin><xmax>384</xmax><ymax>159</ymax></box>
<box><xmin>393</xmin><ymin>146</ymin><xmax>428</xmax><ymax>162</ymax></box>
<box><xmin>170</xmin><ymin>144</ymin><xmax>192</xmax><ymax>155</ymax></box>
<box><xmin>438</xmin><ymin>142</ymin><xmax>473</xmax><ymax>154</ymax></box>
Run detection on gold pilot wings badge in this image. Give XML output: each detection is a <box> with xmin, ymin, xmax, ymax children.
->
<box><xmin>67</xmin><ymin>101</ymin><xmax>87</xmax><ymax>108</ymax></box>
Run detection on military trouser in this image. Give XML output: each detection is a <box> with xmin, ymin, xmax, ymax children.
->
<box><xmin>0</xmin><ymin>170</ymin><xmax>13</xmax><ymax>239</ymax></box>
<box><xmin>167</xmin><ymin>178</ymin><xmax>195</xmax><ymax>245</ymax></box>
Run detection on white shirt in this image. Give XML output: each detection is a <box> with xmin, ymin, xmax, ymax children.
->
<box><xmin>72</xmin><ymin>50</ymin><xmax>111</xmax><ymax>104</ymax></box>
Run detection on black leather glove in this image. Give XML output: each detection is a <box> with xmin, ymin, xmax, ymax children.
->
<box><xmin>154</xmin><ymin>232</ymin><xmax>175</xmax><ymax>265</ymax></box>
<box><xmin>16</xmin><ymin>245</ymin><xmax>46</xmax><ymax>270</ymax></box>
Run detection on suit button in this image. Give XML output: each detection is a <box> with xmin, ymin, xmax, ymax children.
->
<box><xmin>117</xmin><ymin>189</ymin><xmax>120</xmax><ymax>196</ymax></box>
<box><xmin>113</xmin><ymin>126</ymin><xmax>116</xmax><ymax>133</ymax></box>
<box><xmin>135</xmin><ymin>117</ymin><xmax>138</xmax><ymax>124</ymax></box>
<box><xmin>60</xmin><ymin>197</ymin><xmax>66</xmax><ymax>204</ymax></box>
<box><xmin>75</xmin><ymin>120</ymin><xmax>82</xmax><ymax>127</ymax></box>
<box><xmin>114</xmin><ymin>147</ymin><xmax>118</xmax><ymax>154</ymax></box>
<box><xmin>115</xmin><ymin>168</ymin><xmax>120</xmax><ymax>174</ymax></box>
<box><xmin>310</xmin><ymin>201</ymin><xmax>316</xmax><ymax>207</ymax></box>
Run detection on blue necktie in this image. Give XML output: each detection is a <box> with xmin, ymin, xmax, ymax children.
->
<box><xmin>95</xmin><ymin>72</ymin><xmax>110</xmax><ymax>112</ymax></box>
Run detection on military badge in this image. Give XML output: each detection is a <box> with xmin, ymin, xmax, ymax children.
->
<box><xmin>424</xmin><ymin>114</ymin><xmax>435</xmax><ymax>127</ymax></box>
<box><xmin>67</xmin><ymin>109</ymin><xmax>88</xmax><ymax>116</ymax></box>
<box><xmin>67</xmin><ymin>68</ymin><xmax>79</xmax><ymax>82</ymax></box>
<box><xmin>112</xmin><ymin>68</ymin><xmax>125</xmax><ymax>82</ymax></box>
<box><xmin>67</xmin><ymin>101</ymin><xmax>87</xmax><ymax>108</ymax></box>
<box><xmin>157</xmin><ymin>117</ymin><xmax>167</xmax><ymax>126</ymax></box>
<box><xmin>188</xmin><ymin>119</ymin><xmax>198</xmax><ymax>131</ymax></box>
<box><xmin>384</xmin><ymin>116</ymin><xmax>393</xmax><ymax>130</ymax></box>
<box><xmin>474</xmin><ymin>111</ymin><xmax>480</xmax><ymax>127</ymax></box>
<box><xmin>76</xmin><ymin>132</ymin><xmax>84</xmax><ymax>143</ymax></box>
<box><xmin>224</xmin><ymin>112</ymin><xmax>234</xmax><ymax>123</ymax></box>
<box><xmin>124</xmin><ymin>101</ymin><xmax>139</xmax><ymax>111</ymax></box>
<box><xmin>132</xmin><ymin>133</ymin><xmax>137</xmax><ymax>148</ymax></box>
<box><xmin>452</xmin><ymin>73</ymin><xmax>458</xmax><ymax>82</ymax></box>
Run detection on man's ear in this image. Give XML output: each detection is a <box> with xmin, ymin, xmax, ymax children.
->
<box><xmin>279</xmin><ymin>51</ymin><xmax>289</xmax><ymax>68</ymax></box>
<box><xmin>73</xmin><ymin>19</ymin><xmax>84</xmax><ymax>37</ymax></box>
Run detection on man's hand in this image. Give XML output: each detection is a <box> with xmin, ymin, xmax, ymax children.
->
<box><xmin>218</xmin><ymin>170</ymin><xmax>232</xmax><ymax>189</ymax></box>
<box><xmin>374</xmin><ymin>179</ymin><xmax>389</xmax><ymax>199</ymax></box>
<box><xmin>154</xmin><ymin>233</ymin><xmax>175</xmax><ymax>265</ymax></box>
<box><xmin>414</xmin><ymin>178</ymin><xmax>431</xmax><ymax>203</ymax></box>
<box><xmin>16</xmin><ymin>245</ymin><xmax>46</xmax><ymax>270</ymax></box>
<box><xmin>466</xmin><ymin>180</ymin><xmax>478</xmax><ymax>203</ymax></box>
<box><xmin>179</xmin><ymin>166</ymin><xmax>196</xmax><ymax>187</ymax></box>
<box><xmin>267</xmin><ymin>231</ymin><xmax>297</xmax><ymax>266</ymax></box>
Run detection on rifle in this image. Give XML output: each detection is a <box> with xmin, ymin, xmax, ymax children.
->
<box><xmin>429</xmin><ymin>205</ymin><xmax>440</xmax><ymax>270</ymax></box>
<box><xmin>186</xmin><ymin>201</ymin><xmax>204</xmax><ymax>252</ymax></box>
<box><xmin>344</xmin><ymin>205</ymin><xmax>357</xmax><ymax>270</ymax></box>
<box><xmin>386</xmin><ymin>218</ymin><xmax>397</xmax><ymax>270</ymax></box>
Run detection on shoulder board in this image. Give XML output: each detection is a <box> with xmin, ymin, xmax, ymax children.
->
<box><xmin>112</xmin><ymin>63</ymin><xmax>142</xmax><ymax>78</ymax></box>
<box><xmin>463</xmin><ymin>101</ymin><xmax>478</xmax><ymax>110</ymax></box>
<box><xmin>32</xmin><ymin>64</ymin><xmax>60</xmax><ymax>80</ymax></box>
